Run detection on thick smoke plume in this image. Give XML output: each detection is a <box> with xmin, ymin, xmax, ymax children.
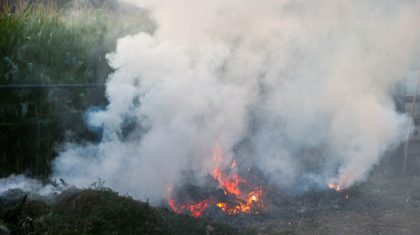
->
<box><xmin>52</xmin><ymin>0</ymin><xmax>420</xmax><ymax>202</ymax></box>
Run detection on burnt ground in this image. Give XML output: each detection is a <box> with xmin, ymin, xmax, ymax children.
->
<box><xmin>242</xmin><ymin>176</ymin><xmax>420</xmax><ymax>235</ymax></box>
<box><xmin>211</xmin><ymin>152</ymin><xmax>420</xmax><ymax>235</ymax></box>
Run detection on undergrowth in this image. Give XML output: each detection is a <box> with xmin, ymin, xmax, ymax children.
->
<box><xmin>0</xmin><ymin>0</ymin><xmax>154</xmax><ymax>177</ymax></box>
<box><xmin>0</xmin><ymin>189</ymin><xmax>239</xmax><ymax>235</ymax></box>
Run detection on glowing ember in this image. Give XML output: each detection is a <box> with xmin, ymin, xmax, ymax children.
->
<box><xmin>167</xmin><ymin>144</ymin><xmax>266</xmax><ymax>217</ymax></box>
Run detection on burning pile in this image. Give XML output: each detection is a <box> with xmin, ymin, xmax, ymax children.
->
<box><xmin>166</xmin><ymin>144</ymin><xmax>354</xmax><ymax>218</ymax></box>
<box><xmin>167</xmin><ymin>145</ymin><xmax>265</xmax><ymax>217</ymax></box>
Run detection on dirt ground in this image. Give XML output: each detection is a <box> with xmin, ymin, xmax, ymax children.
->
<box><xmin>220</xmin><ymin>153</ymin><xmax>420</xmax><ymax>235</ymax></box>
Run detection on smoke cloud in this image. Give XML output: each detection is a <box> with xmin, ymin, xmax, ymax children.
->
<box><xmin>52</xmin><ymin>0</ymin><xmax>420</xmax><ymax>202</ymax></box>
<box><xmin>0</xmin><ymin>175</ymin><xmax>52</xmax><ymax>196</ymax></box>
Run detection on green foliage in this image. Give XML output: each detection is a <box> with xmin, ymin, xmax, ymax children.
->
<box><xmin>0</xmin><ymin>0</ymin><xmax>156</xmax><ymax>178</ymax></box>
<box><xmin>0</xmin><ymin>2</ymin><xmax>110</xmax><ymax>85</ymax></box>
<box><xmin>0</xmin><ymin>1</ymin><xmax>112</xmax><ymax>177</ymax></box>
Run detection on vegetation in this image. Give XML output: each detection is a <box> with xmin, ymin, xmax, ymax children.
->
<box><xmin>0</xmin><ymin>2</ymin><xmax>241</xmax><ymax>234</ymax></box>
<box><xmin>0</xmin><ymin>0</ymin><xmax>153</xmax><ymax>177</ymax></box>
<box><xmin>0</xmin><ymin>188</ymin><xmax>239</xmax><ymax>235</ymax></box>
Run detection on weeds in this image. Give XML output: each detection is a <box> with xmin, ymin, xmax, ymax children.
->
<box><xmin>0</xmin><ymin>0</ymin><xmax>153</xmax><ymax>177</ymax></box>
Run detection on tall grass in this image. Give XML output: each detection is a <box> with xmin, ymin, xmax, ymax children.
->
<box><xmin>1</xmin><ymin>1</ymin><xmax>109</xmax><ymax>85</ymax></box>
<box><xmin>0</xmin><ymin>0</ymin><xmax>153</xmax><ymax>177</ymax></box>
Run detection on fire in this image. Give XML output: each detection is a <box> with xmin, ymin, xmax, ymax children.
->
<box><xmin>167</xmin><ymin>187</ymin><xmax>209</xmax><ymax>218</ymax></box>
<box><xmin>328</xmin><ymin>173</ymin><xmax>352</xmax><ymax>192</ymax></box>
<box><xmin>212</xmin><ymin>147</ymin><xmax>244</xmax><ymax>197</ymax></box>
<box><xmin>328</xmin><ymin>182</ymin><xmax>351</xmax><ymax>200</ymax></box>
<box><xmin>328</xmin><ymin>174</ymin><xmax>352</xmax><ymax>200</ymax></box>
<box><xmin>216</xmin><ymin>187</ymin><xmax>264</xmax><ymax>214</ymax></box>
<box><xmin>211</xmin><ymin>144</ymin><xmax>264</xmax><ymax>214</ymax></box>
<box><xmin>328</xmin><ymin>182</ymin><xmax>343</xmax><ymax>192</ymax></box>
<box><xmin>168</xmin><ymin>198</ymin><xmax>209</xmax><ymax>218</ymax></box>
<box><xmin>167</xmin><ymin>144</ymin><xmax>265</xmax><ymax>217</ymax></box>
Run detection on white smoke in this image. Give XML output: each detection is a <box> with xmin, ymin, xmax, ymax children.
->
<box><xmin>52</xmin><ymin>0</ymin><xmax>420</xmax><ymax>202</ymax></box>
<box><xmin>0</xmin><ymin>175</ymin><xmax>53</xmax><ymax>196</ymax></box>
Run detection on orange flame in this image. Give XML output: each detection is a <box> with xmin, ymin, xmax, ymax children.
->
<box><xmin>216</xmin><ymin>187</ymin><xmax>264</xmax><ymax>214</ymax></box>
<box><xmin>211</xmin><ymin>144</ymin><xmax>264</xmax><ymax>214</ymax></box>
<box><xmin>168</xmin><ymin>198</ymin><xmax>209</xmax><ymax>217</ymax></box>
<box><xmin>328</xmin><ymin>182</ymin><xmax>343</xmax><ymax>192</ymax></box>
<box><xmin>167</xmin><ymin>187</ymin><xmax>209</xmax><ymax>217</ymax></box>
<box><xmin>328</xmin><ymin>173</ymin><xmax>352</xmax><ymax>192</ymax></box>
<box><xmin>211</xmin><ymin>145</ymin><xmax>244</xmax><ymax>196</ymax></box>
<box><xmin>167</xmin><ymin>143</ymin><xmax>265</xmax><ymax>217</ymax></box>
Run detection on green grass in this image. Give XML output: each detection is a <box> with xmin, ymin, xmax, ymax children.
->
<box><xmin>0</xmin><ymin>1</ymin><xmax>111</xmax><ymax>85</ymax></box>
<box><xmin>0</xmin><ymin>0</ymin><xmax>154</xmax><ymax>177</ymax></box>
<box><xmin>0</xmin><ymin>1</ymin><xmax>110</xmax><ymax>177</ymax></box>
